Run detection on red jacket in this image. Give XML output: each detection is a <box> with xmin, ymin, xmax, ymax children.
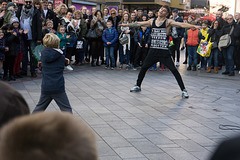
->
<box><xmin>186</xmin><ymin>29</ymin><xmax>201</xmax><ymax>46</ymax></box>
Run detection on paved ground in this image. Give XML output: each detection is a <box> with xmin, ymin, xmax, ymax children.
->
<box><xmin>9</xmin><ymin>56</ymin><xmax>240</xmax><ymax>160</ymax></box>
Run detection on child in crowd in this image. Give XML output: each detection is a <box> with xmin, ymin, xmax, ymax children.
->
<box><xmin>57</xmin><ymin>25</ymin><xmax>70</xmax><ymax>55</ymax></box>
<box><xmin>42</xmin><ymin>20</ymin><xmax>56</xmax><ymax>38</ymax></box>
<box><xmin>11</xmin><ymin>17</ymin><xmax>28</xmax><ymax>78</ymax></box>
<box><xmin>32</xmin><ymin>33</ymin><xmax>72</xmax><ymax>113</ymax></box>
<box><xmin>102</xmin><ymin>20</ymin><xmax>118</xmax><ymax>69</ymax></box>
<box><xmin>2</xmin><ymin>24</ymin><xmax>19</xmax><ymax>81</ymax></box>
<box><xmin>133</xmin><ymin>25</ymin><xmax>151</xmax><ymax>70</ymax></box>
<box><xmin>0</xmin><ymin>29</ymin><xmax>7</xmax><ymax>79</ymax></box>
<box><xmin>185</xmin><ymin>21</ymin><xmax>202</xmax><ymax>71</ymax></box>
<box><xmin>199</xmin><ymin>20</ymin><xmax>209</xmax><ymax>70</ymax></box>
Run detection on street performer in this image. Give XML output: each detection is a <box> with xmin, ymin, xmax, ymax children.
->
<box><xmin>119</xmin><ymin>5</ymin><xmax>201</xmax><ymax>98</ymax></box>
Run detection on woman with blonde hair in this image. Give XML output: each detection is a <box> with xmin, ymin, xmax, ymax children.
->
<box><xmin>118</xmin><ymin>13</ymin><xmax>134</xmax><ymax>69</ymax></box>
<box><xmin>56</xmin><ymin>3</ymin><xmax>68</xmax><ymax>25</ymax></box>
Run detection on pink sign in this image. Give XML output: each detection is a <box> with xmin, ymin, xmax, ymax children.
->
<box><xmin>54</xmin><ymin>0</ymin><xmax>63</xmax><ymax>8</ymax></box>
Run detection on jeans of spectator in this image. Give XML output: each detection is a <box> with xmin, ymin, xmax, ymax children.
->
<box><xmin>207</xmin><ymin>48</ymin><xmax>219</xmax><ymax>67</ymax></box>
<box><xmin>105</xmin><ymin>46</ymin><xmax>115</xmax><ymax>67</ymax></box>
<box><xmin>113</xmin><ymin>43</ymin><xmax>119</xmax><ymax>67</ymax></box>
<box><xmin>75</xmin><ymin>49</ymin><xmax>84</xmax><ymax>64</ymax></box>
<box><xmin>136</xmin><ymin>49</ymin><xmax>185</xmax><ymax>91</ymax></box>
<box><xmin>3</xmin><ymin>56</ymin><xmax>16</xmax><ymax>77</ymax></box>
<box><xmin>84</xmin><ymin>39</ymin><xmax>89</xmax><ymax>59</ymax></box>
<box><xmin>184</xmin><ymin>44</ymin><xmax>188</xmax><ymax>62</ymax></box>
<box><xmin>234</xmin><ymin>46</ymin><xmax>240</xmax><ymax>70</ymax></box>
<box><xmin>91</xmin><ymin>38</ymin><xmax>103</xmax><ymax>62</ymax></box>
<box><xmin>223</xmin><ymin>45</ymin><xmax>235</xmax><ymax>73</ymax></box>
<box><xmin>22</xmin><ymin>40</ymin><xmax>36</xmax><ymax>74</ymax></box>
<box><xmin>218</xmin><ymin>50</ymin><xmax>225</xmax><ymax>67</ymax></box>
<box><xmin>13</xmin><ymin>52</ymin><xmax>23</xmax><ymax>75</ymax></box>
<box><xmin>200</xmin><ymin>56</ymin><xmax>207</xmax><ymax>69</ymax></box>
<box><xmin>188</xmin><ymin>46</ymin><xmax>198</xmax><ymax>67</ymax></box>
<box><xmin>171</xmin><ymin>37</ymin><xmax>181</xmax><ymax>63</ymax></box>
<box><xmin>33</xmin><ymin>92</ymin><xmax>72</xmax><ymax>113</ymax></box>
<box><xmin>130</xmin><ymin>39</ymin><xmax>137</xmax><ymax>64</ymax></box>
<box><xmin>61</xmin><ymin>48</ymin><xmax>66</xmax><ymax>56</ymax></box>
<box><xmin>66</xmin><ymin>47</ymin><xmax>74</xmax><ymax>61</ymax></box>
<box><xmin>134</xmin><ymin>45</ymin><xmax>148</xmax><ymax>67</ymax></box>
<box><xmin>119</xmin><ymin>44</ymin><xmax>130</xmax><ymax>65</ymax></box>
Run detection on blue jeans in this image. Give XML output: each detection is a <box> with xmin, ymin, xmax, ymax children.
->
<box><xmin>22</xmin><ymin>40</ymin><xmax>36</xmax><ymax>74</ymax></box>
<box><xmin>207</xmin><ymin>48</ymin><xmax>219</xmax><ymax>67</ymax></box>
<box><xmin>188</xmin><ymin>46</ymin><xmax>198</xmax><ymax>67</ymax></box>
<box><xmin>223</xmin><ymin>46</ymin><xmax>234</xmax><ymax>72</ymax></box>
<box><xmin>200</xmin><ymin>56</ymin><xmax>207</xmax><ymax>68</ymax></box>
<box><xmin>105</xmin><ymin>46</ymin><xmax>115</xmax><ymax>67</ymax></box>
<box><xmin>119</xmin><ymin>44</ymin><xmax>130</xmax><ymax>65</ymax></box>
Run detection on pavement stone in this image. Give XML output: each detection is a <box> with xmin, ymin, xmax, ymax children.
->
<box><xmin>7</xmin><ymin>53</ymin><xmax>240</xmax><ymax>160</ymax></box>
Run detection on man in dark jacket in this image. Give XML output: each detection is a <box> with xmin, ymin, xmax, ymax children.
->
<box><xmin>170</xmin><ymin>8</ymin><xmax>184</xmax><ymax>67</ymax></box>
<box><xmin>219</xmin><ymin>14</ymin><xmax>237</xmax><ymax>76</ymax></box>
<box><xmin>216</xmin><ymin>11</ymin><xmax>226</xmax><ymax>29</ymax></box>
<box><xmin>16</xmin><ymin>0</ymin><xmax>42</xmax><ymax>78</ymax></box>
<box><xmin>41</xmin><ymin>0</ymin><xmax>57</xmax><ymax>30</ymax></box>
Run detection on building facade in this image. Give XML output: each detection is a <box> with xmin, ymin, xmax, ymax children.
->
<box><xmin>191</xmin><ymin>0</ymin><xmax>209</xmax><ymax>9</ymax></box>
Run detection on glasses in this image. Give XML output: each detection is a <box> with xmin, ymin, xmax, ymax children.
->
<box><xmin>25</xmin><ymin>1</ymin><xmax>32</xmax><ymax>4</ymax></box>
<box><xmin>111</xmin><ymin>13</ymin><xmax>116</xmax><ymax>15</ymax></box>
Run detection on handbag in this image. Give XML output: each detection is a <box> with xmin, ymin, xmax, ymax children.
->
<box><xmin>86</xmin><ymin>29</ymin><xmax>98</xmax><ymax>39</ymax></box>
<box><xmin>119</xmin><ymin>32</ymin><xmax>129</xmax><ymax>45</ymax></box>
<box><xmin>218</xmin><ymin>26</ymin><xmax>234</xmax><ymax>48</ymax></box>
<box><xmin>75</xmin><ymin>39</ymin><xmax>84</xmax><ymax>51</ymax></box>
<box><xmin>197</xmin><ymin>35</ymin><xmax>212</xmax><ymax>57</ymax></box>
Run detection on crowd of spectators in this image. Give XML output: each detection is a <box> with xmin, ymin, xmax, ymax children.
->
<box><xmin>0</xmin><ymin>0</ymin><xmax>240</xmax><ymax>81</ymax></box>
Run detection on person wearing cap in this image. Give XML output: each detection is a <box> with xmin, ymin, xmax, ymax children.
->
<box><xmin>136</xmin><ymin>7</ymin><xmax>143</xmax><ymax>21</ymax></box>
<box><xmin>170</xmin><ymin>8</ymin><xmax>184</xmax><ymax>67</ymax></box>
<box><xmin>0</xmin><ymin>0</ymin><xmax>14</xmax><ymax>28</ymax></box>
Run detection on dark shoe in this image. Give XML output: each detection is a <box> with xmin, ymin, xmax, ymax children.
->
<box><xmin>9</xmin><ymin>75</ymin><xmax>16</xmax><ymax>81</ymax></box>
<box><xmin>31</xmin><ymin>72</ymin><xmax>37</xmax><ymax>78</ymax></box>
<box><xmin>222</xmin><ymin>71</ymin><xmax>230</xmax><ymax>75</ymax></box>
<box><xmin>192</xmin><ymin>67</ymin><xmax>196</xmax><ymax>71</ymax></box>
<box><xmin>21</xmin><ymin>72</ymin><xmax>27</xmax><ymax>76</ymax></box>
<box><xmin>228</xmin><ymin>72</ymin><xmax>235</xmax><ymax>76</ymax></box>
<box><xmin>3</xmin><ymin>75</ymin><xmax>7</xmax><ymax>81</ymax></box>
<box><xmin>187</xmin><ymin>66</ymin><xmax>191</xmax><ymax>71</ymax></box>
<box><xmin>15</xmin><ymin>74</ymin><xmax>23</xmax><ymax>78</ymax></box>
<box><xmin>183</xmin><ymin>61</ymin><xmax>187</xmax><ymax>64</ymax></box>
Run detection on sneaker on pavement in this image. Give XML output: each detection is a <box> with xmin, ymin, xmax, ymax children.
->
<box><xmin>130</xmin><ymin>85</ymin><xmax>141</xmax><ymax>92</ymax></box>
<box><xmin>182</xmin><ymin>89</ymin><xmax>189</xmax><ymax>98</ymax></box>
<box><xmin>65</xmin><ymin>65</ymin><xmax>73</xmax><ymax>71</ymax></box>
<box><xmin>111</xmin><ymin>67</ymin><xmax>114</xmax><ymax>70</ymax></box>
<box><xmin>176</xmin><ymin>62</ymin><xmax>180</xmax><ymax>67</ymax></box>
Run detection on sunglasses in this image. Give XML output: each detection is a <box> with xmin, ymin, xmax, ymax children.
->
<box><xmin>25</xmin><ymin>1</ymin><xmax>32</xmax><ymax>4</ymax></box>
<box><xmin>111</xmin><ymin>13</ymin><xmax>116</xmax><ymax>15</ymax></box>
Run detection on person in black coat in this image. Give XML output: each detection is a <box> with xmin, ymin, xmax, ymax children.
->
<box><xmin>41</xmin><ymin>0</ymin><xmax>57</xmax><ymax>30</ymax></box>
<box><xmin>219</xmin><ymin>14</ymin><xmax>237</xmax><ymax>76</ymax></box>
<box><xmin>16</xmin><ymin>1</ymin><xmax>42</xmax><ymax>77</ymax></box>
<box><xmin>2</xmin><ymin>24</ymin><xmax>19</xmax><ymax>81</ymax></box>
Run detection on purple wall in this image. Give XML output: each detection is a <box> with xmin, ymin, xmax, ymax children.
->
<box><xmin>72</xmin><ymin>3</ymin><xmax>94</xmax><ymax>13</ymax></box>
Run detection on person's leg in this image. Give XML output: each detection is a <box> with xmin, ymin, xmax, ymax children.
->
<box><xmin>105</xmin><ymin>47</ymin><xmax>110</xmax><ymax>67</ymax></box>
<box><xmin>223</xmin><ymin>48</ymin><xmax>229</xmax><ymax>73</ymax></box>
<box><xmin>193</xmin><ymin>46</ymin><xmax>198</xmax><ymax>68</ymax></box>
<box><xmin>32</xmin><ymin>94</ymin><xmax>52</xmax><ymax>113</ymax></box>
<box><xmin>9</xmin><ymin>56</ymin><xmax>16</xmax><ymax>79</ymax></box>
<box><xmin>90</xmin><ymin>40</ymin><xmax>97</xmax><ymax>66</ymax></box>
<box><xmin>207</xmin><ymin>50</ymin><xmax>213</xmax><ymax>67</ymax></box>
<box><xmin>188</xmin><ymin>46</ymin><xmax>193</xmax><ymax>68</ymax></box>
<box><xmin>134</xmin><ymin>46</ymin><xmax>142</xmax><ymax>67</ymax></box>
<box><xmin>136</xmin><ymin>49</ymin><xmax>158</xmax><ymax>87</ymax></box>
<box><xmin>30</xmin><ymin>41</ymin><xmax>37</xmax><ymax>75</ymax></box>
<box><xmin>119</xmin><ymin>44</ymin><xmax>124</xmax><ymax>66</ymax></box>
<box><xmin>21</xmin><ymin>42</ymin><xmax>30</xmax><ymax>75</ymax></box>
<box><xmin>79</xmin><ymin>51</ymin><xmax>85</xmax><ymax>64</ymax></box>
<box><xmin>110</xmin><ymin>47</ymin><xmax>115</xmax><ymax>67</ymax></box>
<box><xmin>214</xmin><ymin>49</ymin><xmax>219</xmax><ymax>67</ymax></box>
<box><xmin>175</xmin><ymin>37</ymin><xmax>181</xmax><ymax>63</ymax></box>
<box><xmin>114</xmin><ymin>43</ymin><xmax>119</xmax><ymax>67</ymax></box>
<box><xmin>53</xmin><ymin>92</ymin><xmax>72</xmax><ymax>113</ymax></box>
<box><xmin>227</xmin><ymin>46</ymin><xmax>235</xmax><ymax>74</ymax></box>
<box><xmin>161</xmin><ymin>56</ymin><xmax>186</xmax><ymax>91</ymax></box>
<box><xmin>126</xmin><ymin>48</ymin><xmax>130</xmax><ymax>65</ymax></box>
<box><xmin>142</xmin><ymin>46</ymin><xmax>148</xmax><ymax>64</ymax></box>
<box><xmin>75</xmin><ymin>48</ymin><xmax>80</xmax><ymax>64</ymax></box>
<box><xmin>3</xmin><ymin>56</ymin><xmax>10</xmax><ymax>78</ymax></box>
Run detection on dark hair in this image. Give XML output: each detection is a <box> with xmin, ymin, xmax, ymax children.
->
<box><xmin>106</xmin><ymin>20</ymin><xmax>112</xmax><ymax>24</ymax></box>
<box><xmin>137</xmin><ymin>7</ymin><xmax>143</xmax><ymax>11</ymax></box>
<box><xmin>162</xmin><ymin>5</ymin><xmax>171</xmax><ymax>14</ymax></box>
<box><xmin>67</xmin><ymin>8</ymin><xmax>73</xmax><ymax>14</ymax></box>
<box><xmin>202</xmin><ymin>20</ymin><xmax>208</xmax><ymax>25</ymax></box>
<box><xmin>0</xmin><ymin>0</ymin><xmax>8</xmax><ymax>4</ymax></box>
<box><xmin>48</xmin><ymin>1</ymin><xmax>53</xmax><ymax>5</ymax></box>
<box><xmin>118</xmin><ymin>8</ymin><xmax>123</xmax><ymax>12</ymax></box>
<box><xmin>94</xmin><ymin>10</ymin><xmax>103</xmax><ymax>17</ymax></box>
<box><xmin>211</xmin><ymin>20</ymin><xmax>220</xmax><ymax>30</ymax></box>
<box><xmin>103</xmin><ymin>7</ymin><xmax>109</xmax><ymax>14</ymax></box>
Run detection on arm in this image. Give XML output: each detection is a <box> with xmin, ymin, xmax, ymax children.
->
<box><xmin>134</xmin><ymin>31</ymin><xmax>139</xmax><ymax>43</ymax></box>
<box><xmin>110</xmin><ymin>29</ymin><xmax>119</xmax><ymax>44</ymax></box>
<box><xmin>168</xmin><ymin>19</ymin><xmax>201</xmax><ymax>29</ymax></box>
<box><xmin>102</xmin><ymin>31</ymin><xmax>108</xmax><ymax>43</ymax></box>
<box><xmin>119</xmin><ymin>19</ymin><xmax>152</xmax><ymax>28</ymax></box>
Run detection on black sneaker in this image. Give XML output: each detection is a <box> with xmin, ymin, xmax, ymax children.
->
<box><xmin>183</xmin><ymin>61</ymin><xmax>187</xmax><ymax>64</ymax></box>
<box><xmin>31</xmin><ymin>72</ymin><xmax>37</xmax><ymax>78</ymax></box>
<box><xmin>228</xmin><ymin>72</ymin><xmax>235</xmax><ymax>76</ymax></box>
<box><xmin>192</xmin><ymin>67</ymin><xmax>196</xmax><ymax>71</ymax></box>
<box><xmin>187</xmin><ymin>66</ymin><xmax>191</xmax><ymax>71</ymax></box>
<box><xmin>222</xmin><ymin>71</ymin><xmax>230</xmax><ymax>75</ymax></box>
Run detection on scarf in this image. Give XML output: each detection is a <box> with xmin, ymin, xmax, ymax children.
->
<box><xmin>20</xmin><ymin>5</ymin><xmax>34</xmax><ymax>27</ymax></box>
<box><xmin>121</xmin><ymin>21</ymin><xmax>130</xmax><ymax>55</ymax></box>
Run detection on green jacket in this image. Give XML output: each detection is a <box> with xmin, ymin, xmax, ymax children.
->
<box><xmin>2</xmin><ymin>8</ymin><xmax>13</xmax><ymax>27</ymax></box>
<box><xmin>57</xmin><ymin>32</ymin><xmax>69</xmax><ymax>50</ymax></box>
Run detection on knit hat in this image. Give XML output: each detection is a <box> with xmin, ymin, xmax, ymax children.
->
<box><xmin>7</xmin><ymin>2</ymin><xmax>15</xmax><ymax>8</ymax></box>
<box><xmin>10</xmin><ymin>17</ymin><xmax>19</xmax><ymax>24</ymax></box>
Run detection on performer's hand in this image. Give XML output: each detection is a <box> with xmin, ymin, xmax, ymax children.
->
<box><xmin>138</xmin><ymin>42</ymin><xmax>142</xmax><ymax>48</ymax></box>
